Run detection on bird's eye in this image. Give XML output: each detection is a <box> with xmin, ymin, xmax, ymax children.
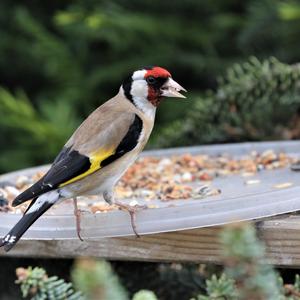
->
<box><xmin>146</xmin><ymin>76</ymin><xmax>156</xmax><ymax>84</ymax></box>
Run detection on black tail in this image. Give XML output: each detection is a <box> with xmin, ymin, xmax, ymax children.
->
<box><xmin>0</xmin><ymin>201</ymin><xmax>54</xmax><ymax>252</ymax></box>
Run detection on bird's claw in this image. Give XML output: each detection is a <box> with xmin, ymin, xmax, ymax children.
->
<box><xmin>115</xmin><ymin>201</ymin><xmax>147</xmax><ymax>237</ymax></box>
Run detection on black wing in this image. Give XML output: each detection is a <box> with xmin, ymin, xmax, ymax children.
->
<box><xmin>12</xmin><ymin>147</ymin><xmax>90</xmax><ymax>206</ymax></box>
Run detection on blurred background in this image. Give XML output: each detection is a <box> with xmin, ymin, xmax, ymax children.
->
<box><xmin>2</xmin><ymin>0</ymin><xmax>300</xmax><ymax>299</ymax></box>
<box><xmin>2</xmin><ymin>0</ymin><xmax>300</xmax><ymax>173</ymax></box>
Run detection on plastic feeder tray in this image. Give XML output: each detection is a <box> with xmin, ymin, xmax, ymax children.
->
<box><xmin>1</xmin><ymin>141</ymin><xmax>300</xmax><ymax>241</ymax></box>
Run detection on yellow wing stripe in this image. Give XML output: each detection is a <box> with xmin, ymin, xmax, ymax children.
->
<box><xmin>59</xmin><ymin>148</ymin><xmax>115</xmax><ymax>187</ymax></box>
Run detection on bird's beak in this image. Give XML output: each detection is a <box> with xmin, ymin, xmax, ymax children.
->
<box><xmin>160</xmin><ymin>78</ymin><xmax>187</xmax><ymax>98</ymax></box>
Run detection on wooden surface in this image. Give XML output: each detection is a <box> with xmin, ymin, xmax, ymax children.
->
<box><xmin>2</xmin><ymin>214</ymin><xmax>300</xmax><ymax>267</ymax></box>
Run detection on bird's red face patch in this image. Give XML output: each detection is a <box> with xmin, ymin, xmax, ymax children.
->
<box><xmin>144</xmin><ymin>67</ymin><xmax>171</xmax><ymax>106</ymax></box>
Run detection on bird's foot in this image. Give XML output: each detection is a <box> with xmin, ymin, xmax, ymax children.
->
<box><xmin>114</xmin><ymin>201</ymin><xmax>147</xmax><ymax>237</ymax></box>
<box><xmin>73</xmin><ymin>198</ymin><xmax>84</xmax><ymax>241</ymax></box>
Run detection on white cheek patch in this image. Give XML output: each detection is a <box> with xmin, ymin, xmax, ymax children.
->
<box><xmin>132</xmin><ymin>70</ymin><xmax>147</xmax><ymax>80</ymax></box>
<box><xmin>131</xmin><ymin>80</ymin><xmax>156</xmax><ymax>119</ymax></box>
<box><xmin>131</xmin><ymin>80</ymin><xmax>148</xmax><ymax>99</ymax></box>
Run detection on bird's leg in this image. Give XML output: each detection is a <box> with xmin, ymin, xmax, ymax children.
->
<box><xmin>73</xmin><ymin>197</ymin><xmax>84</xmax><ymax>241</ymax></box>
<box><xmin>103</xmin><ymin>191</ymin><xmax>146</xmax><ymax>237</ymax></box>
<box><xmin>114</xmin><ymin>201</ymin><xmax>147</xmax><ymax>238</ymax></box>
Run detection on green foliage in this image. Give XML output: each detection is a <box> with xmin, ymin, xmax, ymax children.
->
<box><xmin>0</xmin><ymin>88</ymin><xmax>78</xmax><ymax>171</ymax></box>
<box><xmin>16</xmin><ymin>261</ymin><xmax>159</xmax><ymax>300</ymax></box>
<box><xmin>192</xmin><ymin>223</ymin><xmax>282</xmax><ymax>299</ymax></box>
<box><xmin>15</xmin><ymin>266</ymin><xmax>83</xmax><ymax>300</ymax></box>
<box><xmin>2</xmin><ymin>1</ymin><xmax>300</xmax><ymax>171</ymax></box>
<box><xmin>132</xmin><ymin>290</ymin><xmax>158</xmax><ymax>300</ymax></box>
<box><xmin>239</xmin><ymin>0</ymin><xmax>300</xmax><ymax>62</ymax></box>
<box><xmin>221</xmin><ymin>224</ymin><xmax>282</xmax><ymax>299</ymax></box>
<box><xmin>193</xmin><ymin>224</ymin><xmax>300</xmax><ymax>300</ymax></box>
<box><xmin>294</xmin><ymin>274</ymin><xmax>300</xmax><ymax>291</ymax></box>
<box><xmin>72</xmin><ymin>259</ymin><xmax>128</xmax><ymax>300</ymax></box>
<box><xmin>194</xmin><ymin>274</ymin><xmax>238</xmax><ymax>300</ymax></box>
<box><xmin>158</xmin><ymin>57</ymin><xmax>300</xmax><ymax>147</ymax></box>
<box><xmin>112</xmin><ymin>261</ymin><xmax>208</xmax><ymax>300</ymax></box>
<box><xmin>221</xmin><ymin>223</ymin><xmax>266</xmax><ymax>260</ymax></box>
<box><xmin>15</xmin><ymin>227</ymin><xmax>300</xmax><ymax>300</ymax></box>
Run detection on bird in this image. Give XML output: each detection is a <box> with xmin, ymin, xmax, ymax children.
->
<box><xmin>0</xmin><ymin>66</ymin><xmax>186</xmax><ymax>252</ymax></box>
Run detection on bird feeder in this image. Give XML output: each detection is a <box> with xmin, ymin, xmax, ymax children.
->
<box><xmin>1</xmin><ymin>141</ymin><xmax>300</xmax><ymax>266</ymax></box>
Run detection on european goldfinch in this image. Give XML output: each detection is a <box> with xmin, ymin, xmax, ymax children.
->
<box><xmin>0</xmin><ymin>66</ymin><xmax>186</xmax><ymax>251</ymax></box>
